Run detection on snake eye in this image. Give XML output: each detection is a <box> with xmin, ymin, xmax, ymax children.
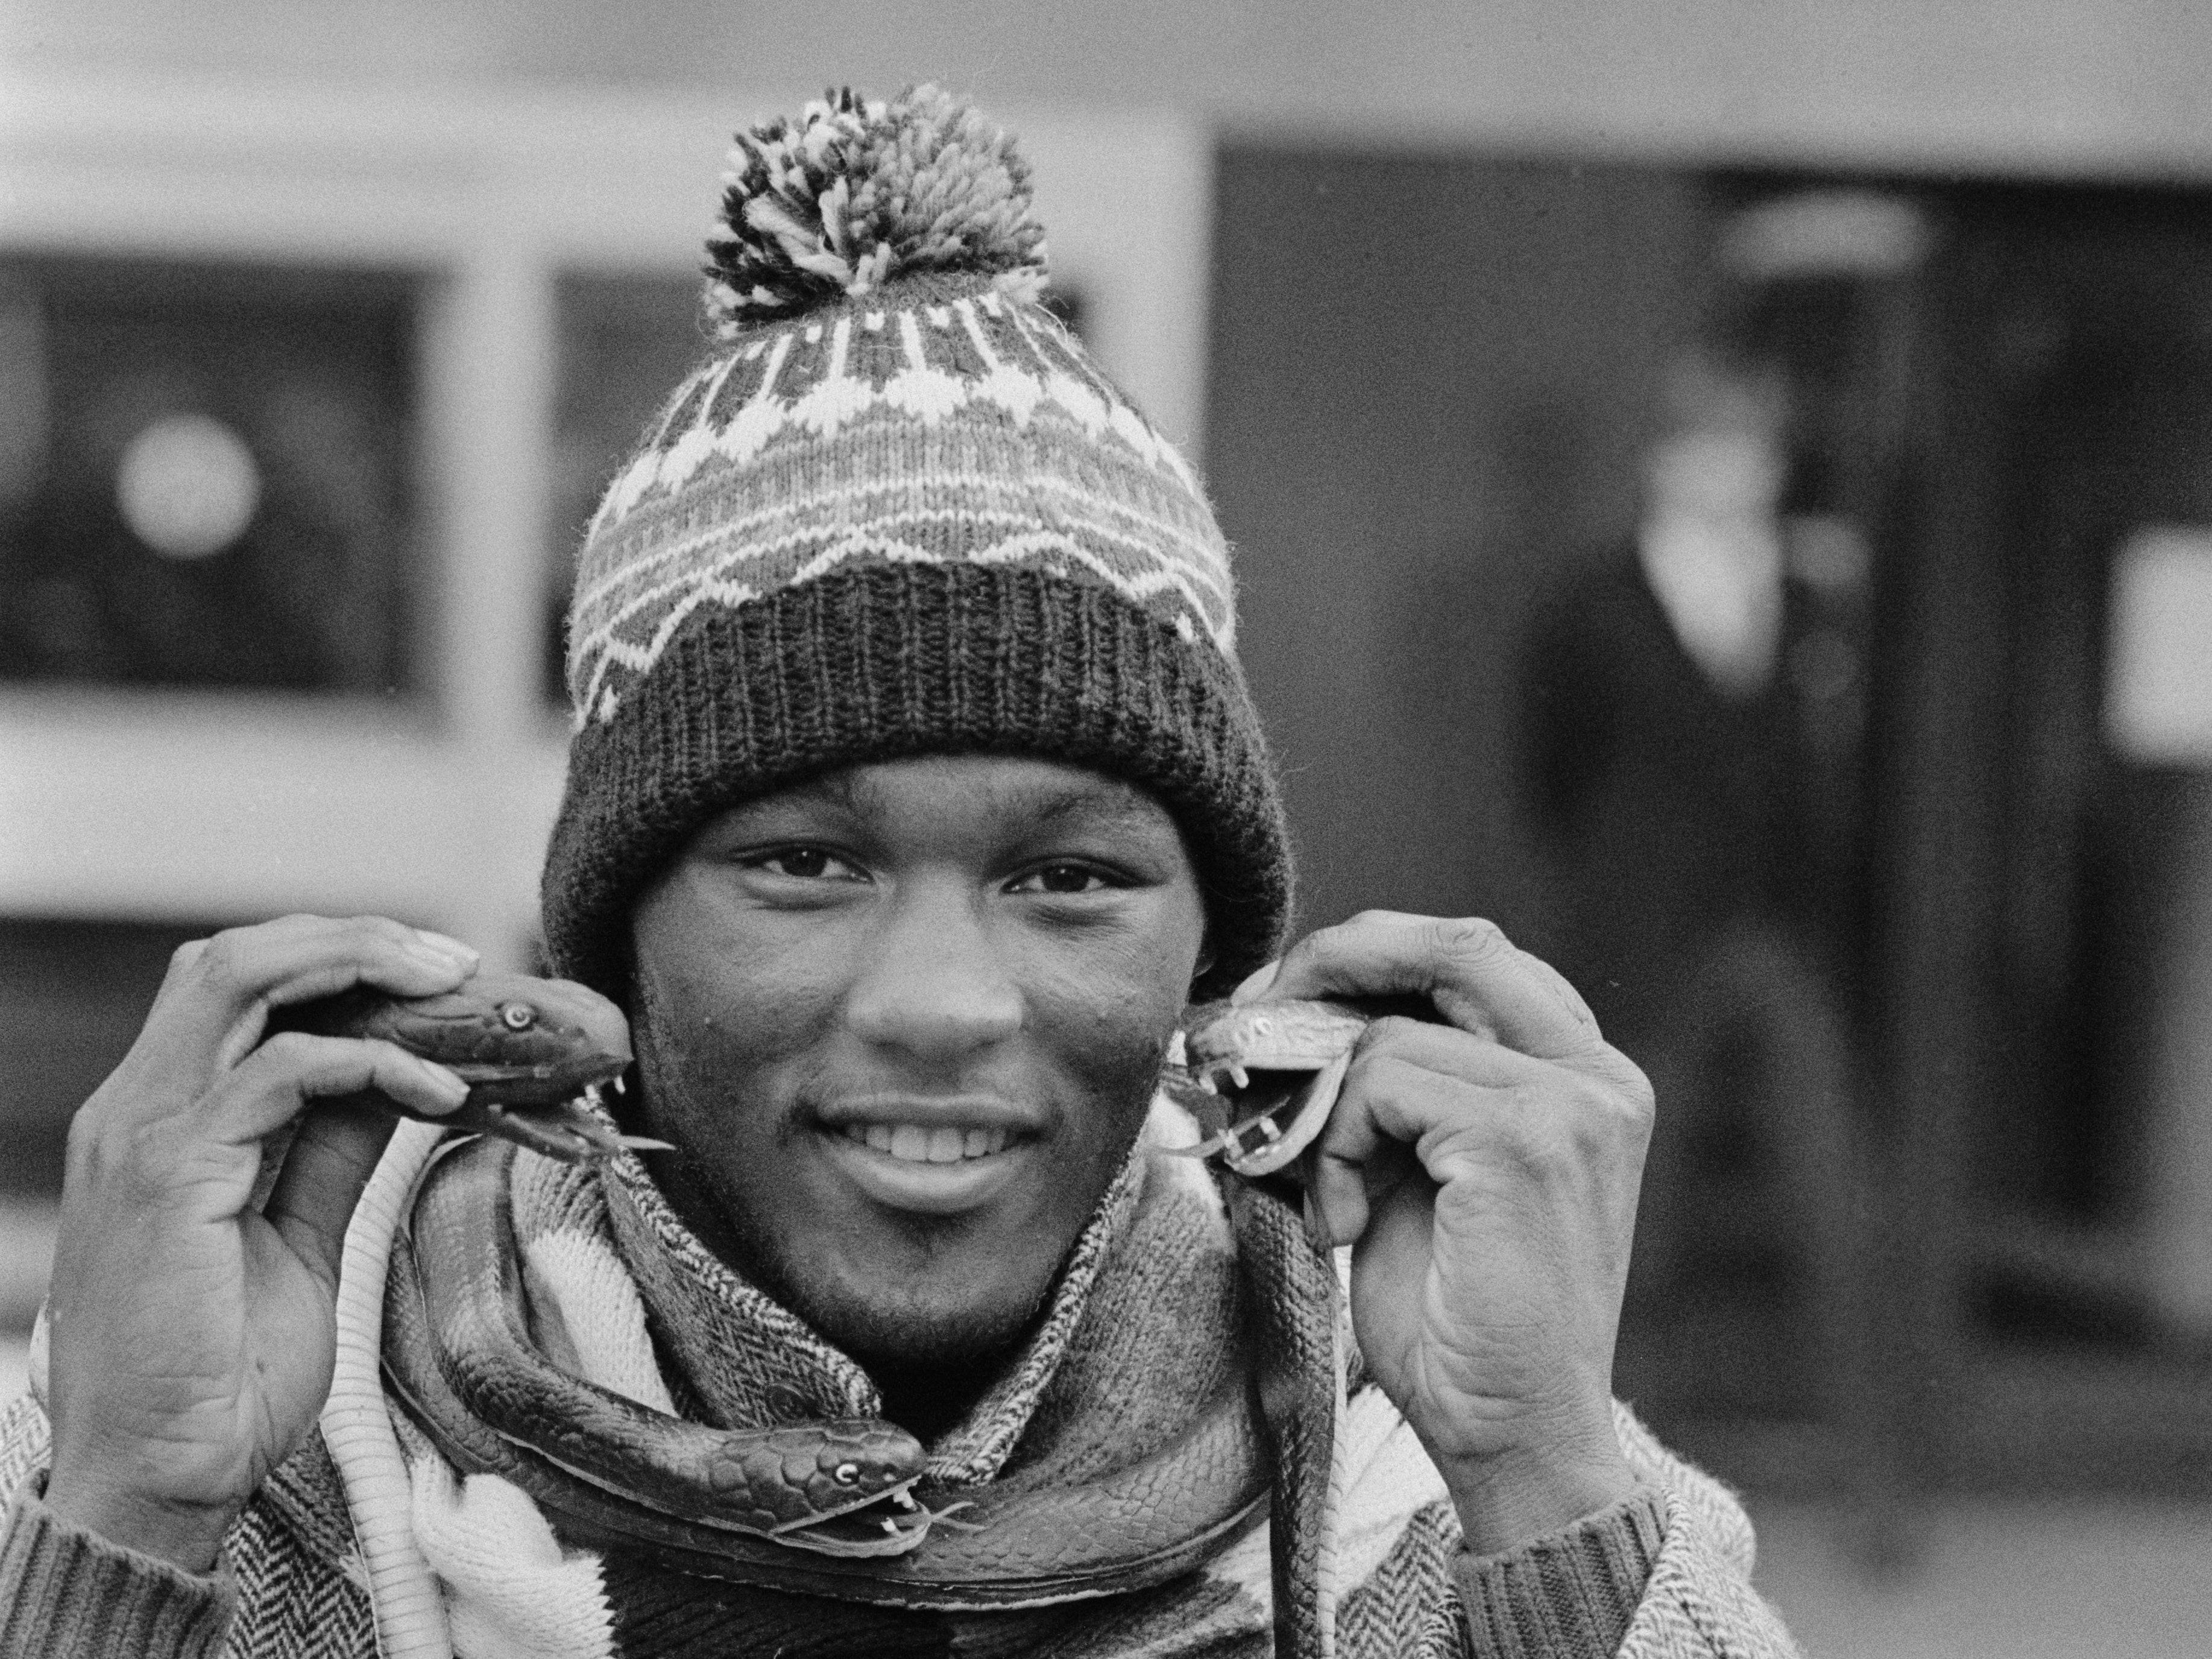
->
<box><xmin>500</xmin><ymin>1002</ymin><xmax>537</xmax><ymax>1032</ymax></box>
<box><xmin>833</xmin><ymin>1461</ymin><xmax>861</xmax><ymax>1486</ymax></box>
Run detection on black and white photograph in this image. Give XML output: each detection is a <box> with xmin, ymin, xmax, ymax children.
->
<box><xmin>1</xmin><ymin>4</ymin><xmax>2209</xmax><ymax>1655</ymax></box>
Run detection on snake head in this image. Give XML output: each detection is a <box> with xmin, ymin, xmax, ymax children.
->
<box><xmin>1172</xmin><ymin>998</ymin><xmax>1372</xmax><ymax>1177</ymax></box>
<box><xmin>707</xmin><ymin>1420</ymin><xmax>971</xmax><ymax>1558</ymax></box>
<box><xmin>269</xmin><ymin>972</ymin><xmax>652</xmax><ymax>1164</ymax></box>
<box><xmin>333</xmin><ymin>972</ymin><xmax>633</xmax><ymax>1100</ymax></box>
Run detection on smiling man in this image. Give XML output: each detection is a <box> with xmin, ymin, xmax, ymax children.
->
<box><xmin>625</xmin><ymin>759</ymin><xmax>1211</xmax><ymax>1436</ymax></box>
<box><xmin>0</xmin><ymin>87</ymin><xmax>1803</xmax><ymax>1658</ymax></box>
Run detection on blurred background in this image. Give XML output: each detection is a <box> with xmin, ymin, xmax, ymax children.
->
<box><xmin>4</xmin><ymin>2</ymin><xmax>2212</xmax><ymax>1650</ymax></box>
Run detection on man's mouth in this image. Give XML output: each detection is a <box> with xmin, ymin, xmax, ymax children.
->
<box><xmin>836</xmin><ymin>1122</ymin><xmax>1013</xmax><ymax>1163</ymax></box>
<box><xmin>814</xmin><ymin>1100</ymin><xmax>1039</xmax><ymax>1215</ymax></box>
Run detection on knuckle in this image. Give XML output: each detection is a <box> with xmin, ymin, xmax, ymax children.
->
<box><xmin>1429</xmin><ymin>915</ymin><xmax>1508</xmax><ymax>961</ymax></box>
<box><xmin>193</xmin><ymin>929</ymin><xmax>249</xmax><ymax>985</ymax></box>
<box><xmin>1589</xmin><ymin>1047</ymin><xmax>1655</xmax><ymax>1120</ymax></box>
<box><xmin>1557</xmin><ymin>1069</ymin><xmax>1619</xmax><ymax>1124</ymax></box>
<box><xmin>342</xmin><ymin>914</ymin><xmax>403</xmax><ymax>952</ymax></box>
<box><xmin>1531</xmin><ymin>958</ymin><xmax>1599</xmax><ymax>1028</ymax></box>
<box><xmin>1542</xmin><ymin>1069</ymin><xmax>1651</xmax><ymax>1165</ymax></box>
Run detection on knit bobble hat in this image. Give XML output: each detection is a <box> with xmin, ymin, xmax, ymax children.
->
<box><xmin>541</xmin><ymin>84</ymin><xmax>1290</xmax><ymax>1003</ymax></box>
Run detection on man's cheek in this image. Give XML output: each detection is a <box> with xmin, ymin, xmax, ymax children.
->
<box><xmin>1067</xmin><ymin>1018</ymin><xmax>1175</xmax><ymax>1122</ymax></box>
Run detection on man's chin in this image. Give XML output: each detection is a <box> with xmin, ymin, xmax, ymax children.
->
<box><xmin>787</xmin><ymin>1265</ymin><xmax>1050</xmax><ymax>1373</ymax></box>
<box><xmin>727</xmin><ymin>1212</ymin><xmax>1056</xmax><ymax>1372</ymax></box>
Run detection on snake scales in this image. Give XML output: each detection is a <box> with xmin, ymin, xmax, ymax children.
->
<box><xmin>308</xmin><ymin>979</ymin><xmax>1360</xmax><ymax>1657</ymax></box>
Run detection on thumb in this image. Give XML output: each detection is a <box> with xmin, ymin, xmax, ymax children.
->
<box><xmin>260</xmin><ymin>1104</ymin><xmax>400</xmax><ymax>1296</ymax></box>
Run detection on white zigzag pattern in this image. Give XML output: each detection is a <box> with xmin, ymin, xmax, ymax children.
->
<box><xmin>573</xmin><ymin>526</ymin><xmax>1223</xmax><ymax>725</ymax></box>
<box><xmin>572</xmin><ymin>475</ymin><xmax>1230</xmax><ymax>631</ymax></box>
<box><xmin>578</xmin><ymin>510</ymin><xmax>1223</xmax><ymax>674</ymax></box>
<box><xmin>591</xmin><ymin>296</ymin><xmax>1203</xmax><ymax>532</ymax></box>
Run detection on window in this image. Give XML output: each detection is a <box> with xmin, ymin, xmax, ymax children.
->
<box><xmin>0</xmin><ymin>258</ymin><xmax>421</xmax><ymax>693</ymax></box>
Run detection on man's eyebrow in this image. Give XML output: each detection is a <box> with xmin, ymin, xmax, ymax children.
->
<box><xmin>723</xmin><ymin>768</ymin><xmax>1165</xmax><ymax>830</ymax></box>
<box><xmin>729</xmin><ymin>772</ymin><xmax>863</xmax><ymax>818</ymax></box>
<box><xmin>1019</xmin><ymin>779</ymin><xmax>1165</xmax><ymax>832</ymax></box>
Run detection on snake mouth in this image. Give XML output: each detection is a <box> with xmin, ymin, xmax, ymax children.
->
<box><xmin>1171</xmin><ymin>1052</ymin><xmax>1353</xmax><ymax>1177</ymax></box>
<box><xmin>761</xmin><ymin>1476</ymin><xmax>979</xmax><ymax>1556</ymax></box>
<box><xmin>430</xmin><ymin>1063</ymin><xmax>669</xmax><ymax>1164</ymax></box>
<box><xmin>1195</xmin><ymin>1067</ymin><xmax>1324</xmax><ymax>1155</ymax></box>
<box><xmin>447</xmin><ymin>1048</ymin><xmax>632</xmax><ymax>1108</ymax></box>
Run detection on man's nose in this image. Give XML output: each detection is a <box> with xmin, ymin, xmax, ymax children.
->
<box><xmin>844</xmin><ymin>883</ymin><xmax>1023</xmax><ymax>1063</ymax></box>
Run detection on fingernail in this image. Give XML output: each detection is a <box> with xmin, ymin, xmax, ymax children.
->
<box><xmin>412</xmin><ymin>929</ymin><xmax>479</xmax><ymax>967</ymax></box>
<box><xmin>402</xmin><ymin>940</ymin><xmax>470</xmax><ymax>975</ymax></box>
<box><xmin>1229</xmin><ymin>959</ymin><xmax>1281</xmax><ymax>1006</ymax></box>
<box><xmin>415</xmin><ymin>1058</ymin><xmax>470</xmax><ymax>1108</ymax></box>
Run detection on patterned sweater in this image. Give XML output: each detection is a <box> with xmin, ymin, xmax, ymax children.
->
<box><xmin>0</xmin><ymin>1127</ymin><xmax>1804</xmax><ymax>1659</ymax></box>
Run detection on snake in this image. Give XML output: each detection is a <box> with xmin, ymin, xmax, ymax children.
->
<box><xmin>314</xmin><ymin>981</ymin><xmax>1352</xmax><ymax>1657</ymax></box>
<box><xmin>268</xmin><ymin>973</ymin><xmax>661</xmax><ymax>1163</ymax></box>
<box><xmin>1173</xmin><ymin>998</ymin><xmax>1375</xmax><ymax>1176</ymax></box>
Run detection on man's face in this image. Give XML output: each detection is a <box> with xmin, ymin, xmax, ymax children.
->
<box><xmin>626</xmin><ymin>754</ymin><xmax>1208</xmax><ymax>1371</ymax></box>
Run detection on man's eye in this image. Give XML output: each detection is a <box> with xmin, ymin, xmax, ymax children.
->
<box><xmin>754</xmin><ymin>847</ymin><xmax>860</xmax><ymax>881</ymax></box>
<box><xmin>1013</xmin><ymin>864</ymin><xmax>1112</xmax><ymax>895</ymax></box>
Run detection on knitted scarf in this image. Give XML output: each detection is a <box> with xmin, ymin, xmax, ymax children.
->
<box><xmin>367</xmin><ymin>1101</ymin><xmax>1347</xmax><ymax>1658</ymax></box>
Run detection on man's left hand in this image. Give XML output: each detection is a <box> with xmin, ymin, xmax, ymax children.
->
<box><xmin>1238</xmin><ymin>911</ymin><xmax>1653</xmax><ymax>1554</ymax></box>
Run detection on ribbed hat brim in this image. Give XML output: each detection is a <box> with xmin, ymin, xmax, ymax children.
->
<box><xmin>541</xmin><ymin>563</ymin><xmax>1290</xmax><ymax>1005</ymax></box>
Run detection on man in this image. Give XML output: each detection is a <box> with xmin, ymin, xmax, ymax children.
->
<box><xmin>0</xmin><ymin>87</ymin><xmax>1803</xmax><ymax>1657</ymax></box>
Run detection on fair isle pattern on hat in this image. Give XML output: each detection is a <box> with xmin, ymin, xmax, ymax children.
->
<box><xmin>567</xmin><ymin>282</ymin><xmax>1236</xmax><ymax>728</ymax></box>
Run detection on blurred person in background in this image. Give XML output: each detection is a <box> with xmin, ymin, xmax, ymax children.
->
<box><xmin>0</xmin><ymin>89</ymin><xmax>1801</xmax><ymax>1658</ymax></box>
<box><xmin>1517</xmin><ymin>352</ymin><xmax>1860</xmax><ymax>1412</ymax></box>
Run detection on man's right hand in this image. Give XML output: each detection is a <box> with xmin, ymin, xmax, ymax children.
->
<box><xmin>40</xmin><ymin>914</ymin><xmax>478</xmax><ymax>1573</ymax></box>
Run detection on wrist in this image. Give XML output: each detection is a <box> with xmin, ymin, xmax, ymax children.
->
<box><xmin>42</xmin><ymin>1466</ymin><xmax>238</xmax><ymax>1576</ymax></box>
<box><xmin>1439</xmin><ymin>1436</ymin><xmax>1638</xmax><ymax>1557</ymax></box>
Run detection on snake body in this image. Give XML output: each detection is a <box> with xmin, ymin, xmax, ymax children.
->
<box><xmin>323</xmin><ymin>1118</ymin><xmax>456</xmax><ymax>1659</ymax></box>
<box><xmin>315</xmin><ymin>982</ymin><xmax>1335</xmax><ymax>1654</ymax></box>
<box><xmin>379</xmin><ymin>1149</ymin><xmax>1273</xmax><ymax>1608</ymax></box>
<box><xmin>403</xmin><ymin>1137</ymin><xmax>935</xmax><ymax>1551</ymax></box>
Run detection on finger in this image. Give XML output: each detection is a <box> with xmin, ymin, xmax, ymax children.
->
<box><xmin>203</xmin><ymin>1032</ymin><xmax>469</xmax><ymax>1147</ymax></box>
<box><xmin>1308</xmin><ymin>1048</ymin><xmax>1481</xmax><ymax>1245</ymax></box>
<box><xmin>147</xmin><ymin>915</ymin><xmax>479</xmax><ymax>1072</ymax></box>
<box><xmin>1355</xmin><ymin>1006</ymin><xmax>1653</xmax><ymax>1108</ymax></box>
<box><xmin>156</xmin><ymin>935</ymin><xmax>210</xmax><ymax>997</ymax></box>
<box><xmin>262</xmin><ymin>1105</ymin><xmax>401</xmax><ymax>1295</ymax></box>
<box><xmin>1308</xmin><ymin>1117</ymin><xmax>1422</xmax><ymax>1249</ymax></box>
<box><xmin>1228</xmin><ymin>958</ymin><xmax>1281</xmax><ymax>1006</ymax></box>
<box><xmin>1262</xmin><ymin>912</ymin><xmax>1604</xmax><ymax>1063</ymax></box>
<box><xmin>1309</xmin><ymin>1039</ymin><xmax>1647</xmax><ymax>1246</ymax></box>
<box><xmin>1349</xmin><ymin>1014</ymin><xmax>1593</xmax><ymax>1089</ymax></box>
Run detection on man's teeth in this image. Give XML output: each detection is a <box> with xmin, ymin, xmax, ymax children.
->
<box><xmin>846</xmin><ymin>1123</ymin><xmax>1012</xmax><ymax>1163</ymax></box>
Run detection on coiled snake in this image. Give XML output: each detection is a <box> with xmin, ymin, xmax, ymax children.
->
<box><xmin>312</xmin><ymin>979</ymin><xmax>1366</xmax><ymax>1658</ymax></box>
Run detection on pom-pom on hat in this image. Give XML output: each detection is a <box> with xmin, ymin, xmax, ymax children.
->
<box><xmin>703</xmin><ymin>84</ymin><xmax>1048</xmax><ymax>323</ymax></box>
<box><xmin>541</xmin><ymin>85</ymin><xmax>1290</xmax><ymax>1001</ymax></box>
